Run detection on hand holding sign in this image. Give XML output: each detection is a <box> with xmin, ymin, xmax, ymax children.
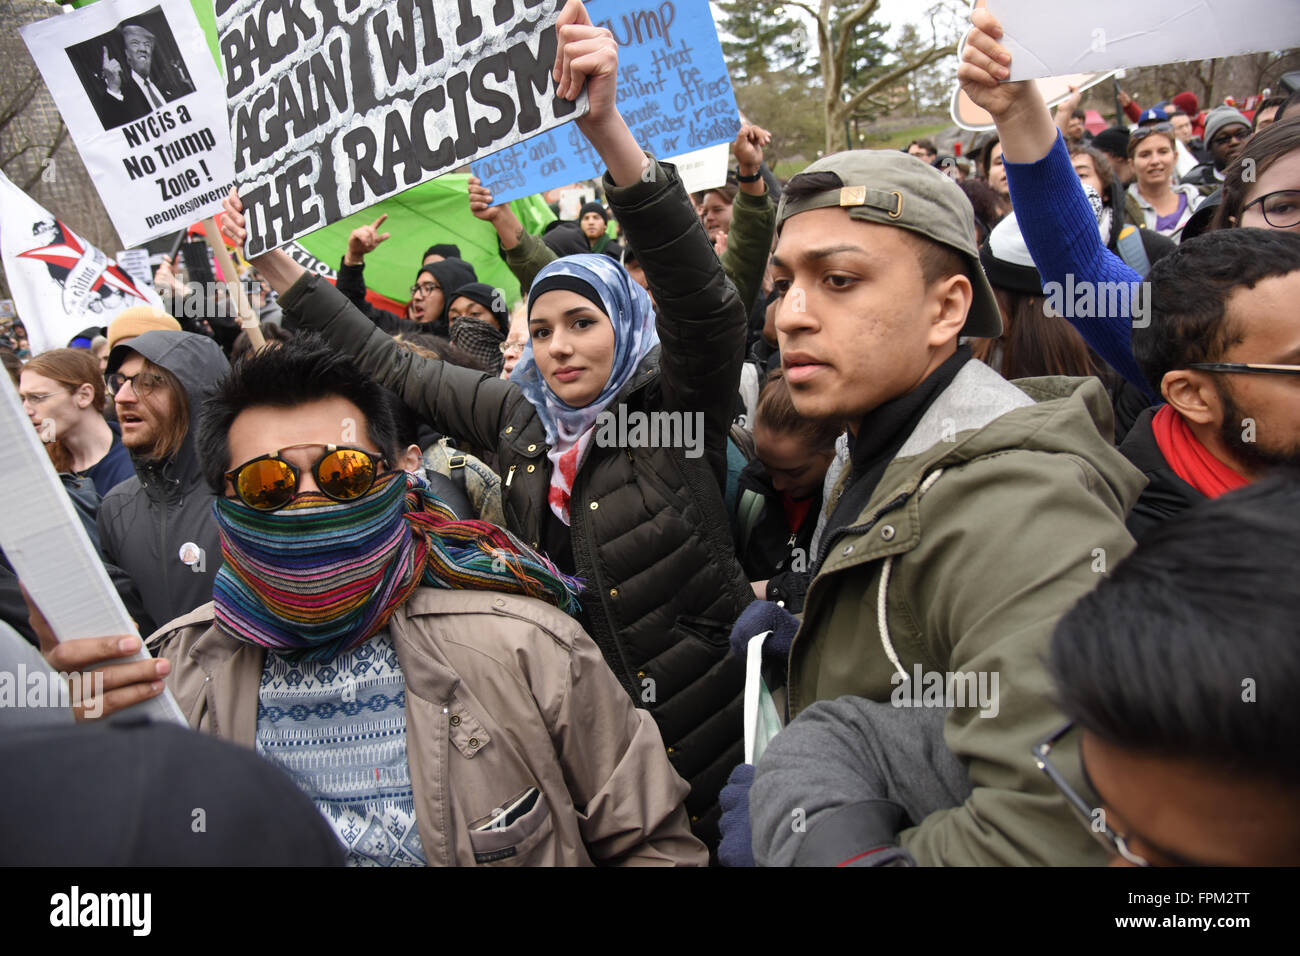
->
<box><xmin>554</xmin><ymin>0</ymin><xmax>647</xmax><ymax>188</ymax></box>
<box><xmin>467</xmin><ymin>176</ymin><xmax>504</xmax><ymax>224</ymax></box>
<box><xmin>101</xmin><ymin>45</ymin><xmax>122</xmax><ymax>97</ymax></box>
<box><xmin>221</xmin><ymin>188</ymin><xmax>305</xmax><ymax>297</ymax></box>
<box><xmin>344</xmin><ymin>214</ymin><xmax>391</xmax><ymax>268</ymax></box>
<box><xmin>958</xmin><ymin>1</ymin><xmax>1056</xmax><ymax>165</ymax></box>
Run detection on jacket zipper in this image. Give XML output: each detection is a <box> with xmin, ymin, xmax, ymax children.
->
<box><xmin>505</xmin><ymin>465</ymin><xmax>516</xmax><ymax>488</ymax></box>
<box><xmin>571</xmin><ymin>469</ymin><xmax>638</xmax><ymax>700</ymax></box>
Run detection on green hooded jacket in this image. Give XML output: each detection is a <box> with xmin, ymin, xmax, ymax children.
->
<box><xmin>788</xmin><ymin>360</ymin><xmax>1146</xmax><ymax>866</ymax></box>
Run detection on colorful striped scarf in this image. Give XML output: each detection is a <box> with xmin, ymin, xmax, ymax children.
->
<box><xmin>212</xmin><ymin>471</ymin><xmax>582</xmax><ymax>661</ymax></box>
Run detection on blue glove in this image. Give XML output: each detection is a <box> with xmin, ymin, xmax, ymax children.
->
<box><xmin>717</xmin><ymin>763</ymin><xmax>756</xmax><ymax>867</ymax></box>
<box><xmin>728</xmin><ymin>599</ymin><xmax>800</xmax><ymax>666</ymax></box>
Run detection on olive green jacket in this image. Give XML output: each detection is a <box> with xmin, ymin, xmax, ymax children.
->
<box><xmin>789</xmin><ymin>361</ymin><xmax>1146</xmax><ymax>866</ymax></box>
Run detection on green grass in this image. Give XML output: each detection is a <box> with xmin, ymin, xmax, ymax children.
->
<box><xmin>771</xmin><ymin>118</ymin><xmax>953</xmax><ymax>179</ymax></box>
<box><xmin>863</xmin><ymin>120</ymin><xmax>952</xmax><ymax>150</ymax></box>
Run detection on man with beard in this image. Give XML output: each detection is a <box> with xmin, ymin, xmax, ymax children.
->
<box><xmin>1120</xmin><ymin>229</ymin><xmax>1300</xmax><ymax>538</ymax></box>
<box><xmin>99</xmin><ymin>330</ymin><xmax>228</xmax><ymax>634</ymax></box>
<box><xmin>39</xmin><ymin>337</ymin><xmax>705</xmax><ymax>866</ymax></box>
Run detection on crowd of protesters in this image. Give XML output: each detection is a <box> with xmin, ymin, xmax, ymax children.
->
<box><xmin>3</xmin><ymin>0</ymin><xmax>1299</xmax><ymax>868</ymax></box>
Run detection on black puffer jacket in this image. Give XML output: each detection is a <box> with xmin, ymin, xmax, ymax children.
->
<box><xmin>281</xmin><ymin>160</ymin><xmax>753</xmax><ymax>850</ymax></box>
<box><xmin>99</xmin><ymin>331</ymin><xmax>228</xmax><ymax>632</ymax></box>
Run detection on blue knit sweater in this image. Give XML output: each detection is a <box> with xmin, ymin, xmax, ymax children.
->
<box><xmin>1003</xmin><ymin>132</ymin><xmax>1156</xmax><ymax>400</ymax></box>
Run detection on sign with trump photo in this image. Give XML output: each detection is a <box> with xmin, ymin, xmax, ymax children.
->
<box><xmin>21</xmin><ymin>0</ymin><xmax>236</xmax><ymax>247</ymax></box>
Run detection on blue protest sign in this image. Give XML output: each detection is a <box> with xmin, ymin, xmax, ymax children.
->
<box><xmin>473</xmin><ymin>0</ymin><xmax>739</xmax><ymax>203</ymax></box>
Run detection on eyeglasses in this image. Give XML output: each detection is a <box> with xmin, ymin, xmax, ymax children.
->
<box><xmin>1210</xmin><ymin>127</ymin><xmax>1250</xmax><ymax>149</ymax></box>
<box><xmin>1031</xmin><ymin>722</ymin><xmax>1152</xmax><ymax>866</ymax></box>
<box><xmin>19</xmin><ymin>390</ymin><xmax>67</xmax><ymax>407</ymax></box>
<box><xmin>499</xmin><ymin>338</ymin><xmax>527</xmax><ymax>355</ymax></box>
<box><xmin>1240</xmin><ymin>189</ymin><xmax>1300</xmax><ymax>229</ymax></box>
<box><xmin>224</xmin><ymin>443</ymin><xmax>388</xmax><ymax>511</ymax></box>
<box><xmin>107</xmin><ymin>370</ymin><xmax>166</xmax><ymax>398</ymax></box>
<box><xmin>409</xmin><ymin>281</ymin><xmax>440</xmax><ymax>297</ymax></box>
<box><xmin>1129</xmin><ymin>123</ymin><xmax>1173</xmax><ymax>147</ymax></box>
<box><xmin>1188</xmin><ymin>361</ymin><xmax>1300</xmax><ymax>376</ymax></box>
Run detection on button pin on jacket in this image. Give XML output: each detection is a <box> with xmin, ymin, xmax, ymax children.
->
<box><xmin>179</xmin><ymin>542</ymin><xmax>205</xmax><ymax>572</ymax></box>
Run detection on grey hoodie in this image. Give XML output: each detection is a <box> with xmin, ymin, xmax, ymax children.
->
<box><xmin>99</xmin><ymin>331</ymin><xmax>228</xmax><ymax>634</ymax></box>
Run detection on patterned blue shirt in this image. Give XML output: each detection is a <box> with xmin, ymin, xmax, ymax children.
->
<box><xmin>256</xmin><ymin>631</ymin><xmax>427</xmax><ymax>866</ymax></box>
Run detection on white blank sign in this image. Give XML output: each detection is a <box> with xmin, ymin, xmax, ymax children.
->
<box><xmin>991</xmin><ymin>0</ymin><xmax>1300</xmax><ymax>81</ymax></box>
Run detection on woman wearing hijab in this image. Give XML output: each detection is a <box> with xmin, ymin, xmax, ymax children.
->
<box><xmin>222</xmin><ymin>1</ymin><xmax>753</xmax><ymax>852</ymax></box>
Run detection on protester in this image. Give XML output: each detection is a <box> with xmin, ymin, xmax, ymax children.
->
<box><xmin>99</xmin><ymin>330</ymin><xmax>227</xmax><ymax>633</ymax></box>
<box><xmin>500</xmin><ymin>305</ymin><xmax>529</xmax><ymax>378</ymax></box>
<box><xmin>1044</xmin><ymin>474</ymin><xmax>1300</xmax><ymax>866</ymax></box>
<box><xmin>1125</xmin><ymin>125</ymin><xmax>1204</xmax><ymax>240</ymax></box>
<box><xmin>717</xmin><ymin>139</ymin><xmax>1143</xmax><ymax>866</ymax></box>
<box><xmin>106</xmin><ymin>303</ymin><xmax>181</xmax><ymax>351</ymax></box>
<box><xmin>1068</xmin><ymin>142</ymin><xmax>1178</xmax><ymax>270</ymax></box>
<box><xmin>20</xmin><ymin>348</ymin><xmax>133</xmax><ymax>495</ymax></box>
<box><xmin>334</xmin><ymin>216</ymin><xmax>478</xmax><ymax>337</ymax></box>
<box><xmin>39</xmin><ymin>335</ymin><xmax>706</xmax><ymax>866</ymax></box>
<box><xmin>578</xmin><ymin>201</ymin><xmax>621</xmax><ymax>257</ymax></box>
<box><xmin>907</xmin><ymin>138</ymin><xmax>938</xmax><ymax>162</ymax></box>
<box><xmin>1120</xmin><ymin>229</ymin><xmax>1300</xmax><ymax>537</ymax></box>
<box><xmin>1182</xmin><ymin>106</ymin><xmax>1252</xmax><ymax>188</ymax></box>
<box><xmin>734</xmin><ymin>371</ymin><xmax>838</xmax><ymax>603</ymax></box>
<box><xmin>1254</xmin><ymin>94</ymin><xmax>1288</xmax><ymax>131</ymax></box>
<box><xmin>221</xmin><ymin>0</ymin><xmax>754</xmax><ymax>852</ymax></box>
<box><xmin>957</xmin><ymin>177</ymin><xmax>1009</xmax><ymax>244</ymax></box>
<box><xmin>446</xmin><ymin>282</ymin><xmax>509</xmax><ymax>376</ymax></box>
<box><xmin>1053</xmin><ymin>88</ymin><xmax>1089</xmax><ymax>146</ymax></box>
<box><xmin>1090</xmin><ymin>127</ymin><xmax>1135</xmax><ymax>186</ymax></box>
<box><xmin>1211</xmin><ymin>116</ymin><xmax>1300</xmax><ymax>231</ymax></box>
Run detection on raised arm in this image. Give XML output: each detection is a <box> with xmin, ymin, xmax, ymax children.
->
<box><xmin>468</xmin><ymin>175</ymin><xmax>557</xmax><ymax>293</ymax></box>
<box><xmin>554</xmin><ymin>0</ymin><xmax>745</xmax><ymax>481</ymax></box>
<box><xmin>720</xmin><ymin>124</ymin><xmax>777</xmax><ymax>317</ymax></box>
<box><xmin>958</xmin><ymin>1</ymin><xmax>1154</xmax><ymax>398</ymax></box>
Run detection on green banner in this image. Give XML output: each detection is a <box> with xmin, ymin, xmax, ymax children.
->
<box><xmin>294</xmin><ymin>180</ymin><xmax>555</xmax><ymax>308</ymax></box>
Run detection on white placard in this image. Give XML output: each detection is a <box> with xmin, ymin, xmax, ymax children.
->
<box><xmin>0</xmin><ymin>374</ymin><xmax>184</xmax><ymax>725</ymax></box>
<box><xmin>21</xmin><ymin>0</ymin><xmax>237</xmax><ymax>247</ymax></box>
<box><xmin>664</xmin><ymin>142</ymin><xmax>731</xmax><ymax>195</ymax></box>
<box><xmin>990</xmin><ymin>0</ymin><xmax>1300</xmax><ymax>82</ymax></box>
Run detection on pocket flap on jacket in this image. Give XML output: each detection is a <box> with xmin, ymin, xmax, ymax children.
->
<box><xmin>448</xmin><ymin>698</ymin><xmax>491</xmax><ymax>758</ymax></box>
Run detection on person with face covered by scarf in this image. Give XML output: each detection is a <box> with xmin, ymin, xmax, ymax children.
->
<box><xmin>334</xmin><ymin>236</ymin><xmax>479</xmax><ymax>338</ymax></box>
<box><xmin>223</xmin><ymin>0</ymin><xmax>754</xmax><ymax>853</ymax></box>
<box><xmin>447</xmin><ymin>282</ymin><xmax>509</xmax><ymax>376</ymax></box>
<box><xmin>46</xmin><ymin>335</ymin><xmax>706</xmax><ymax>867</ymax></box>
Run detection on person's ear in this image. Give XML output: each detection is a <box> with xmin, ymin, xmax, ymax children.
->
<box><xmin>927</xmin><ymin>273</ymin><xmax>973</xmax><ymax>348</ymax></box>
<box><xmin>398</xmin><ymin>443</ymin><xmax>423</xmax><ymax>473</ymax></box>
<box><xmin>75</xmin><ymin>382</ymin><xmax>94</xmax><ymax>408</ymax></box>
<box><xmin>1162</xmin><ymin>369</ymin><xmax>1220</xmax><ymax>426</ymax></box>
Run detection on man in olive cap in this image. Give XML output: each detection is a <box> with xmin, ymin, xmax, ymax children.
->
<box><xmin>720</xmin><ymin>149</ymin><xmax>1146</xmax><ymax>867</ymax></box>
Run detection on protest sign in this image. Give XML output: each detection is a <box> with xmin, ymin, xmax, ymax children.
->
<box><xmin>0</xmin><ymin>171</ymin><xmax>164</xmax><ymax>355</ymax></box>
<box><xmin>218</xmin><ymin>0</ymin><xmax>586</xmax><ymax>258</ymax></box>
<box><xmin>989</xmin><ymin>0</ymin><xmax>1300</xmax><ymax>82</ymax></box>
<box><xmin>951</xmin><ymin>71</ymin><xmax>1116</xmax><ymax>131</ymax></box>
<box><xmin>0</xmin><ymin>374</ymin><xmax>185</xmax><ymax>726</ymax></box>
<box><xmin>473</xmin><ymin>0</ymin><xmax>740</xmax><ymax>204</ymax></box>
<box><xmin>21</xmin><ymin>0</ymin><xmax>237</xmax><ymax>248</ymax></box>
<box><xmin>292</xmin><ymin>174</ymin><xmax>558</xmax><ymax>309</ymax></box>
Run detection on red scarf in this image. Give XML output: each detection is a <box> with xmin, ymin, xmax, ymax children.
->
<box><xmin>1150</xmin><ymin>404</ymin><xmax>1249</xmax><ymax>498</ymax></box>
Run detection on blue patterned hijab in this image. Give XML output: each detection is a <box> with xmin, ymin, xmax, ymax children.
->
<box><xmin>509</xmin><ymin>254</ymin><xmax>658</xmax><ymax>522</ymax></box>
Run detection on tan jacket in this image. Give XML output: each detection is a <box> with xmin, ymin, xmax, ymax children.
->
<box><xmin>147</xmin><ymin>589</ymin><xmax>707</xmax><ymax>866</ymax></box>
